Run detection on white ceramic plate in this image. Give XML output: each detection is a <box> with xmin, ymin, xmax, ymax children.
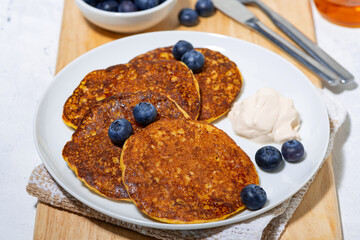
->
<box><xmin>34</xmin><ymin>31</ymin><xmax>329</xmax><ymax>230</ymax></box>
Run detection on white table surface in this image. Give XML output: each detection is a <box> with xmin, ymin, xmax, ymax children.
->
<box><xmin>1</xmin><ymin>0</ymin><xmax>359</xmax><ymax>239</ymax></box>
<box><xmin>311</xmin><ymin>3</ymin><xmax>360</xmax><ymax>239</ymax></box>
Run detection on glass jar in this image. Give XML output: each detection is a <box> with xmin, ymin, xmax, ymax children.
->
<box><xmin>314</xmin><ymin>0</ymin><xmax>360</xmax><ymax>27</ymax></box>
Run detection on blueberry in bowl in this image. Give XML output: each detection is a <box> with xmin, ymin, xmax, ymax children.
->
<box><xmin>118</xmin><ymin>1</ymin><xmax>138</xmax><ymax>12</ymax></box>
<box><xmin>134</xmin><ymin>0</ymin><xmax>160</xmax><ymax>10</ymax></box>
<box><xmin>96</xmin><ymin>0</ymin><xmax>119</xmax><ymax>12</ymax></box>
<box><xmin>74</xmin><ymin>0</ymin><xmax>177</xmax><ymax>33</ymax></box>
<box><xmin>84</xmin><ymin>0</ymin><xmax>98</xmax><ymax>7</ymax></box>
<box><xmin>85</xmin><ymin>0</ymin><xmax>167</xmax><ymax>12</ymax></box>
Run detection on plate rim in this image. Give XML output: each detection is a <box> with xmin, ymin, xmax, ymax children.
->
<box><xmin>34</xmin><ymin>30</ymin><xmax>330</xmax><ymax>230</ymax></box>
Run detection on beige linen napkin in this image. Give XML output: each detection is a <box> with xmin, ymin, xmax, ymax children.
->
<box><xmin>27</xmin><ymin>89</ymin><xmax>346</xmax><ymax>239</ymax></box>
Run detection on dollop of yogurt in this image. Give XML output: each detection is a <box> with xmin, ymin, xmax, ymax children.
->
<box><xmin>228</xmin><ymin>87</ymin><xmax>300</xmax><ymax>143</ymax></box>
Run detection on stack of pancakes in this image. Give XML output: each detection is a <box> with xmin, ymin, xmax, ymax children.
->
<box><xmin>62</xmin><ymin>46</ymin><xmax>258</xmax><ymax>224</ymax></box>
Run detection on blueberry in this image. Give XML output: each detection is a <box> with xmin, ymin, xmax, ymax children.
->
<box><xmin>178</xmin><ymin>8</ymin><xmax>199</xmax><ymax>27</ymax></box>
<box><xmin>281</xmin><ymin>139</ymin><xmax>305</xmax><ymax>162</ymax></box>
<box><xmin>108</xmin><ymin>119</ymin><xmax>133</xmax><ymax>146</ymax></box>
<box><xmin>134</xmin><ymin>0</ymin><xmax>159</xmax><ymax>10</ymax></box>
<box><xmin>133</xmin><ymin>102</ymin><xmax>157</xmax><ymax>126</ymax></box>
<box><xmin>255</xmin><ymin>146</ymin><xmax>283</xmax><ymax>172</ymax></box>
<box><xmin>172</xmin><ymin>40</ymin><xmax>194</xmax><ymax>60</ymax></box>
<box><xmin>195</xmin><ymin>0</ymin><xmax>215</xmax><ymax>17</ymax></box>
<box><xmin>181</xmin><ymin>49</ymin><xmax>205</xmax><ymax>72</ymax></box>
<box><xmin>84</xmin><ymin>0</ymin><xmax>98</xmax><ymax>7</ymax></box>
<box><xmin>241</xmin><ymin>184</ymin><xmax>267</xmax><ymax>210</ymax></box>
<box><xmin>96</xmin><ymin>0</ymin><xmax>119</xmax><ymax>12</ymax></box>
<box><xmin>118</xmin><ymin>1</ymin><xmax>138</xmax><ymax>12</ymax></box>
<box><xmin>159</xmin><ymin>0</ymin><xmax>166</xmax><ymax>3</ymax></box>
<box><xmin>96</xmin><ymin>2</ymin><xmax>103</xmax><ymax>9</ymax></box>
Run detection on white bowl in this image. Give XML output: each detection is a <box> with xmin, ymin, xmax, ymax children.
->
<box><xmin>74</xmin><ymin>0</ymin><xmax>178</xmax><ymax>33</ymax></box>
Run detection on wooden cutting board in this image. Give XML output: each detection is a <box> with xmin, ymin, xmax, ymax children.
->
<box><xmin>33</xmin><ymin>0</ymin><xmax>343</xmax><ymax>239</ymax></box>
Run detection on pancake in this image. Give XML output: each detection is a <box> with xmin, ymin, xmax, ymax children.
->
<box><xmin>130</xmin><ymin>47</ymin><xmax>243</xmax><ymax>123</ymax></box>
<box><xmin>120</xmin><ymin>119</ymin><xmax>259</xmax><ymax>223</ymax></box>
<box><xmin>62</xmin><ymin>92</ymin><xmax>189</xmax><ymax>200</ymax></box>
<box><xmin>63</xmin><ymin>60</ymin><xmax>200</xmax><ymax>129</ymax></box>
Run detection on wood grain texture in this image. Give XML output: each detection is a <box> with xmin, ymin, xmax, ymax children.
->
<box><xmin>281</xmin><ymin>158</ymin><xmax>343</xmax><ymax>240</ymax></box>
<box><xmin>35</xmin><ymin>0</ymin><xmax>342</xmax><ymax>239</ymax></box>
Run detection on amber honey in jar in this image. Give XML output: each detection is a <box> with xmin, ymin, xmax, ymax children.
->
<box><xmin>314</xmin><ymin>0</ymin><xmax>360</xmax><ymax>27</ymax></box>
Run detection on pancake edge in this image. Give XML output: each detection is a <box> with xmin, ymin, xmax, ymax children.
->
<box><xmin>203</xmin><ymin>69</ymin><xmax>244</xmax><ymax>123</ymax></box>
<box><xmin>62</xmin><ymin>154</ymin><xmax>132</xmax><ymax>201</ymax></box>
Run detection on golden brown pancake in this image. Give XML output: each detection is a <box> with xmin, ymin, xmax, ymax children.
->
<box><xmin>62</xmin><ymin>92</ymin><xmax>189</xmax><ymax>200</ymax></box>
<box><xmin>63</xmin><ymin>60</ymin><xmax>200</xmax><ymax>129</ymax></box>
<box><xmin>130</xmin><ymin>47</ymin><xmax>242</xmax><ymax>123</ymax></box>
<box><xmin>120</xmin><ymin>119</ymin><xmax>259</xmax><ymax>223</ymax></box>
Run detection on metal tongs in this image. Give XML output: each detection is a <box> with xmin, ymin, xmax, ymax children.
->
<box><xmin>213</xmin><ymin>0</ymin><xmax>354</xmax><ymax>86</ymax></box>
